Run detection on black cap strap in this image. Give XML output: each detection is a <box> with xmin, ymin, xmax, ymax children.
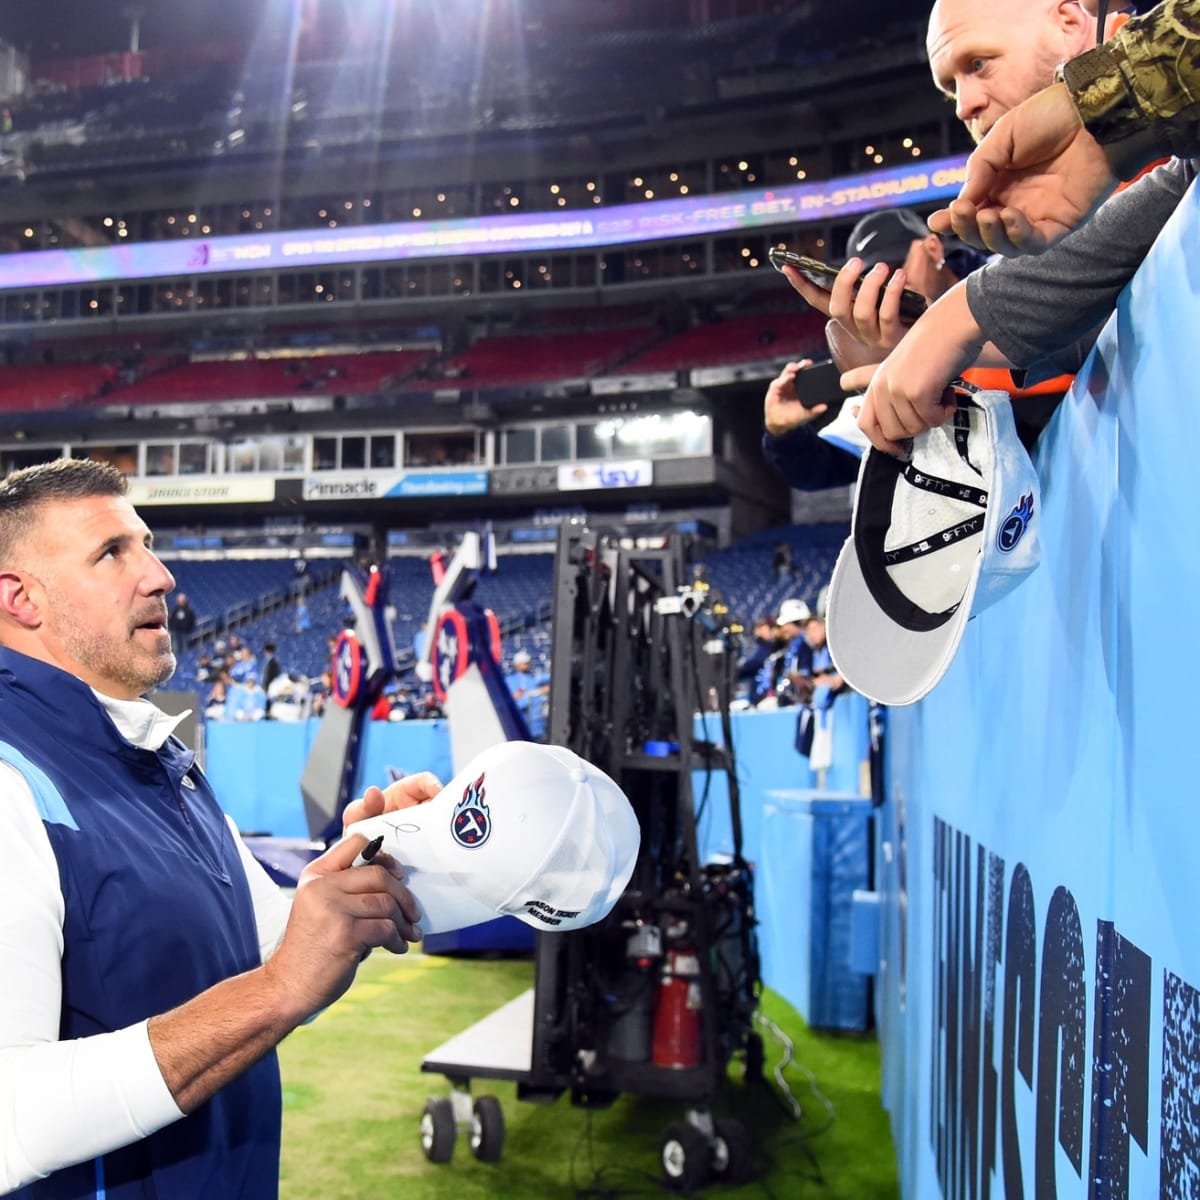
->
<box><xmin>902</xmin><ymin>463</ymin><xmax>987</xmax><ymax>508</ymax></box>
<box><xmin>882</xmin><ymin>513</ymin><xmax>987</xmax><ymax>567</ymax></box>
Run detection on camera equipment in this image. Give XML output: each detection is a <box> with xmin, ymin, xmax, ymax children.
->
<box><xmin>420</xmin><ymin>525</ymin><xmax>763</xmax><ymax>1191</ymax></box>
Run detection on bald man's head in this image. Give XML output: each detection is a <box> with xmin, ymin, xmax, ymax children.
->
<box><xmin>927</xmin><ymin>0</ymin><xmax>1095</xmax><ymax>142</ymax></box>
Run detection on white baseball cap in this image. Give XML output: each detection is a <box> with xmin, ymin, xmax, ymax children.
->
<box><xmin>776</xmin><ymin>598</ymin><xmax>811</xmax><ymax>626</ymax></box>
<box><xmin>344</xmin><ymin>741</ymin><xmax>640</xmax><ymax>934</ymax></box>
<box><xmin>826</xmin><ymin>388</ymin><xmax>1040</xmax><ymax>706</ymax></box>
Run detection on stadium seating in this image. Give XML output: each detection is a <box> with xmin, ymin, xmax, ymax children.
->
<box><xmin>160</xmin><ymin>533</ymin><xmax>846</xmax><ymax>710</ymax></box>
<box><xmin>166</xmin><ymin>559</ymin><xmax>303</xmax><ymax>624</ymax></box>
<box><xmin>617</xmin><ymin>309</ymin><xmax>826</xmax><ymax>373</ymax></box>
<box><xmin>0</xmin><ymin>362</ymin><xmax>118</xmax><ymax>410</ymax></box>
<box><xmin>108</xmin><ymin>350</ymin><xmax>433</xmax><ymax>406</ymax></box>
<box><xmin>699</xmin><ymin>523</ymin><xmax>847</xmax><ymax>622</ymax></box>
<box><xmin>414</xmin><ymin>328</ymin><xmax>658</xmax><ymax>389</ymax></box>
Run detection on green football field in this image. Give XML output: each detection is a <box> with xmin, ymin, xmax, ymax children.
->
<box><xmin>277</xmin><ymin>949</ymin><xmax>900</xmax><ymax>1199</ymax></box>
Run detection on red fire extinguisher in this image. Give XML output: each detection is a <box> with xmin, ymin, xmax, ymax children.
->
<box><xmin>652</xmin><ymin>944</ymin><xmax>703</xmax><ymax>1069</ymax></box>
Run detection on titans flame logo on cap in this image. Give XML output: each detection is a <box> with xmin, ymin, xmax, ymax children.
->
<box><xmin>451</xmin><ymin>772</ymin><xmax>491</xmax><ymax>848</ymax></box>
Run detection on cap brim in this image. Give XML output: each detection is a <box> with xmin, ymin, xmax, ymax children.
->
<box><xmin>825</xmin><ymin>532</ymin><xmax>981</xmax><ymax>706</ymax></box>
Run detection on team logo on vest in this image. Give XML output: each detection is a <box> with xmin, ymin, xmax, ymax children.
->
<box><xmin>997</xmin><ymin>493</ymin><xmax>1034</xmax><ymax>553</ymax></box>
<box><xmin>451</xmin><ymin>772</ymin><xmax>491</xmax><ymax>848</ymax></box>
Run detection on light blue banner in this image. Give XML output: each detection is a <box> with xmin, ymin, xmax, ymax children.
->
<box><xmin>878</xmin><ymin>181</ymin><xmax>1200</xmax><ymax>1197</ymax></box>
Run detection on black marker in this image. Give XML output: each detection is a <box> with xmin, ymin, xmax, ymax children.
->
<box><xmin>352</xmin><ymin>833</ymin><xmax>385</xmax><ymax>867</ymax></box>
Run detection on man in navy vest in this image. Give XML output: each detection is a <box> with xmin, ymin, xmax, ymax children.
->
<box><xmin>0</xmin><ymin>458</ymin><xmax>437</xmax><ymax>1199</ymax></box>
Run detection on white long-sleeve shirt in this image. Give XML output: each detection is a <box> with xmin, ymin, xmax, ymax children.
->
<box><xmin>0</xmin><ymin>694</ymin><xmax>293</xmax><ymax>1193</ymax></box>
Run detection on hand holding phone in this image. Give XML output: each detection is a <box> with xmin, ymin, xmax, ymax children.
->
<box><xmin>768</xmin><ymin>247</ymin><xmax>927</xmax><ymax>324</ymax></box>
<box><xmin>790</xmin><ymin>359</ymin><xmax>844</xmax><ymax>410</ymax></box>
<box><xmin>764</xmin><ymin>359</ymin><xmax>846</xmax><ymax>438</ymax></box>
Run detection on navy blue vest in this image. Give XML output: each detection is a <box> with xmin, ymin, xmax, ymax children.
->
<box><xmin>0</xmin><ymin>649</ymin><xmax>281</xmax><ymax>1200</ymax></box>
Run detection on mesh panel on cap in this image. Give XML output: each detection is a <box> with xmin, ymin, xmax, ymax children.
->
<box><xmin>883</xmin><ymin>407</ymin><xmax>992</xmax><ymax>614</ymax></box>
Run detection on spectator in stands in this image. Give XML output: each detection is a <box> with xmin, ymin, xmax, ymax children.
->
<box><xmin>226</xmin><ymin>676</ymin><xmax>268</xmax><ymax>722</ymax></box>
<box><xmin>204</xmin><ymin>671</ymin><xmax>230</xmax><ymax>721</ymax></box>
<box><xmin>168</xmin><ymin>591</ymin><xmax>196</xmax><ymax>648</ymax></box>
<box><xmin>388</xmin><ymin>686</ymin><xmax>418</xmax><ymax>721</ymax></box>
<box><xmin>229</xmin><ymin>643</ymin><xmax>259</xmax><ymax>685</ymax></box>
<box><xmin>754</xmin><ymin>598</ymin><xmax>810</xmax><ymax>709</ymax></box>
<box><xmin>370</xmin><ymin>687</ymin><xmax>393</xmax><ymax>721</ymax></box>
<box><xmin>294</xmin><ymin>597</ymin><xmax>311</xmax><ymax>634</ymax></box>
<box><xmin>794</xmin><ymin>615</ymin><xmax>848</xmax><ymax>765</ymax></box>
<box><xmin>309</xmin><ymin>670</ymin><xmax>333</xmax><ymax>718</ymax></box>
<box><xmin>777</xmin><ymin>600</ymin><xmax>820</xmax><ymax>706</ymax></box>
<box><xmin>261</xmin><ymin>641</ymin><xmax>282</xmax><ymax>697</ymax></box>
<box><xmin>737</xmin><ymin>615</ymin><xmax>778</xmax><ymax>703</ymax></box>
<box><xmin>0</xmin><ymin>458</ymin><xmax>435</xmax><ymax>1197</ymax></box>
<box><xmin>772</xmin><ymin>541</ymin><xmax>793</xmax><ymax>582</ymax></box>
<box><xmin>266</xmin><ymin>673</ymin><xmax>311</xmax><ymax>722</ymax></box>
<box><xmin>792</xmin><ymin>616</ymin><xmax>845</xmax><ymax>705</ymax></box>
<box><xmin>504</xmin><ymin>649</ymin><xmax>551</xmax><ymax>740</ymax></box>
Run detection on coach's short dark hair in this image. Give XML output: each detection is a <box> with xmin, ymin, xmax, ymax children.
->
<box><xmin>0</xmin><ymin>458</ymin><xmax>129</xmax><ymax>565</ymax></box>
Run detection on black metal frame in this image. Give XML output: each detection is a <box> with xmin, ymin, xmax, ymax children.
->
<box><xmin>512</xmin><ymin>524</ymin><xmax>760</xmax><ymax>1107</ymax></box>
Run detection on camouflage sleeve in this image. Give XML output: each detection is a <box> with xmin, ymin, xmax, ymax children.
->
<box><xmin>1059</xmin><ymin>0</ymin><xmax>1200</xmax><ymax>172</ymax></box>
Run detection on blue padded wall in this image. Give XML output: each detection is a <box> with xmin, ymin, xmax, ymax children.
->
<box><xmin>875</xmin><ymin>181</ymin><xmax>1200</xmax><ymax>1197</ymax></box>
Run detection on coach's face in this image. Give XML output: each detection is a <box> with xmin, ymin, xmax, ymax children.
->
<box><xmin>12</xmin><ymin>495</ymin><xmax>177</xmax><ymax>699</ymax></box>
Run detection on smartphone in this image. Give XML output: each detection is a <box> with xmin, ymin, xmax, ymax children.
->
<box><xmin>791</xmin><ymin>360</ymin><xmax>844</xmax><ymax>410</ymax></box>
<box><xmin>768</xmin><ymin>246</ymin><xmax>927</xmax><ymax>324</ymax></box>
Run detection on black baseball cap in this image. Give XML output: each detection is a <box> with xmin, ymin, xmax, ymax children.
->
<box><xmin>843</xmin><ymin>208</ymin><xmax>933</xmax><ymax>270</ymax></box>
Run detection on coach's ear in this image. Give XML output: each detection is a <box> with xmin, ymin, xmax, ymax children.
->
<box><xmin>0</xmin><ymin>569</ymin><xmax>43</xmax><ymax>629</ymax></box>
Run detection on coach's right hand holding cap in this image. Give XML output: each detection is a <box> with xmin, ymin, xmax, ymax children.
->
<box><xmin>344</xmin><ymin>741</ymin><xmax>641</xmax><ymax>935</ymax></box>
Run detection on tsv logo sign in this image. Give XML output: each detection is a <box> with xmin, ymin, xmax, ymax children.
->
<box><xmin>556</xmin><ymin>459</ymin><xmax>653</xmax><ymax>491</ymax></box>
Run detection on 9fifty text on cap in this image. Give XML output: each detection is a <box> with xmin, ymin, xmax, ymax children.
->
<box><xmin>344</xmin><ymin>740</ymin><xmax>640</xmax><ymax>935</ymax></box>
<box><xmin>825</xmin><ymin>387</ymin><xmax>1041</xmax><ymax>706</ymax></box>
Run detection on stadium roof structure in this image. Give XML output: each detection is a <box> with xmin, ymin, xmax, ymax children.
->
<box><xmin>2</xmin><ymin>0</ymin><xmax>935</xmax><ymax>63</ymax></box>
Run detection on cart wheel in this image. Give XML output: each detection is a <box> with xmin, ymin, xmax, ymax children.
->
<box><xmin>420</xmin><ymin>1097</ymin><xmax>456</xmax><ymax>1163</ymax></box>
<box><xmin>469</xmin><ymin>1095</ymin><xmax>505</xmax><ymax>1163</ymax></box>
<box><xmin>660</xmin><ymin>1122</ymin><xmax>710</xmax><ymax>1193</ymax></box>
<box><xmin>744</xmin><ymin>1031</ymin><xmax>765</xmax><ymax>1083</ymax></box>
<box><xmin>710</xmin><ymin>1117</ymin><xmax>754</xmax><ymax>1184</ymax></box>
